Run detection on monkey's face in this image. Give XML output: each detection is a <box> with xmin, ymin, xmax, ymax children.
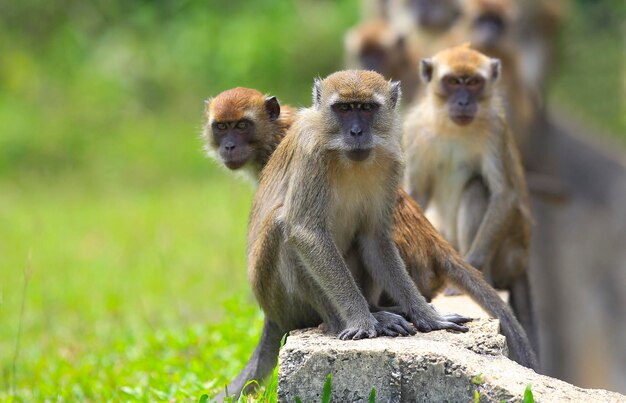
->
<box><xmin>211</xmin><ymin>119</ymin><xmax>256</xmax><ymax>170</ymax></box>
<box><xmin>440</xmin><ymin>74</ymin><xmax>485</xmax><ymax>126</ymax></box>
<box><xmin>314</xmin><ymin>71</ymin><xmax>401</xmax><ymax>162</ymax></box>
<box><xmin>331</xmin><ymin>102</ymin><xmax>379</xmax><ymax>161</ymax></box>
<box><xmin>421</xmin><ymin>47</ymin><xmax>499</xmax><ymax>127</ymax></box>
<box><xmin>409</xmin><ymin>0</ymin><xmax>460</xmax><ymax>31</ymax></box>
<box><xmin>358</xmin><ymin>36</ymin><xmax>406</xmax><ymax>78</ymax></box>
<box><xmin>472</xmin><ymin>13</ymin><xmax>507</xmax><ymax>48</ymax></box>
<box><xmin>205</xmin><ymin>91</ymin><xmax>281</xmax><ymax>171</ymax></box>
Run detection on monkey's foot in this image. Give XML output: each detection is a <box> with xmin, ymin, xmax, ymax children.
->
<box><xmin>372</xmin><ymin>311</ymin><xmax>416</xmax><ymax>337</ymax></box>
<box><xmin>338</xmin><ymin>324</ymin><xmax>377</xmax><ymax>341</ymax></box>
<box><xmin>411</xmin><ymin>312</ymin><xmax>472</xmax><ymax>333</ymax></box>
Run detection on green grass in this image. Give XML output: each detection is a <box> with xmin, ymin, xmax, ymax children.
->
<box><xmin>0</xmin><ymin>174</ymin><xmax>265</xmax><ymax>400</ymax></box>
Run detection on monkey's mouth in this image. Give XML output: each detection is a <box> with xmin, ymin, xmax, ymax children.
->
<box><xmin>224</xmin><ymin>157</ymin><xmax>248</xmax><ymax>170</ymax></box>
<box><xmin>345</xmin><ymin>148</ymin><xmax>372</xmax><ymax>162</ymax></box>
<box><xmin>451</xmin><ymin>115</ymin><xmax>475</xmax><ymax>126</ymax></box>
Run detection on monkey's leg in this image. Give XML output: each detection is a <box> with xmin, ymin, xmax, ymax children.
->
<box><xmin>358</xmin><ymin>234</ymin><xmax>471</xmax><ymax>333</ymax></box>
<box><xmin>449</xmin><ymin>177</ymin><xmax>490</xmax><ymax>295</ymax></box>
<box><xmin>215</xmin><ymin>316</ymin><xmax>284</xmax><ymax>401</ymax></box>
<box><xmin>457</xmin><ymin>177</ymin><xmax>489</xmax><ymax>257</ymax></box>
<box><xmin>509</xmin><ymin>271</ymin><xmax>538</xmax><ymax>357</ymax></box>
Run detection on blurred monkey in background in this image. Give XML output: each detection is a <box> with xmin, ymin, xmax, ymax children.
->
<box><xmin>345</xmin><ymin>20</ymin><xmax>422</xmax><ymax>105</ymax></box>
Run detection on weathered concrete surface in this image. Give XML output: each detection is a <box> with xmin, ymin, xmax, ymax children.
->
<box><xmin>278</xmin><ymin>320</ymin><xmax>625</xmax><ymax>402</ymax></box>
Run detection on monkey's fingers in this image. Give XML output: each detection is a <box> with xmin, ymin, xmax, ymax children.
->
<box><xmin>441</xmin><ymin>313</ymin><xmax>473</xmax><ymax>324</ymax></box>
<box><xmin>338</xmin><ymin>328</ymin><xmax>377</xmax><ymax>341</ymax></box>
<box><xmin>378</xmin><ymin>328</ymin><xmax>400</xmax><ymax>337</ymax></box>
<box><xmin>439</xmin><ymin>321</ymin><xmax>469</xmax><ymax>332</ymax></box>
<box><xmin>390</xmin><ymin>323</ymin><xmax>416</xmax><ymax>336</ymax></box>
<box><xmin>372</xmin><ymin>311</ymin><xmax>416</xmax><ymax>336</ymax></box>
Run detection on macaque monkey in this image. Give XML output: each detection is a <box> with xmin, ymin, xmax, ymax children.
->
<box><xmin>203</xmin><ymin>87</ymin><xmax>295</xmax><ymax>181</ymax></box>
<box><xmin>389</xmin><ymin>0</ymin><xmax>461</xmax><ymax>35</ymax></box>
<box><xmin>387</xmin><ymin>0</ymin><xmax>461</xmax><ymax>57</ymax></box>
<box><xmin>515</xmin><ymin>0</ymin><xmax>564</xmax><ymax>91</ymax></box>
<box><xmin>403</xmin><ymin>45</ymin><xmax>536</xmax><ymax>349</ymax></box>
<box><xmin>219</xmin><ymin>72</ymin><xmax>474</xmax><ymax>399</ymax></box>
<box><xmin>441</xmin><ymin>0</ymin><xmax>538</xmax><ymax>160</ymax></box>
<box><xmin>344</xmin><ymin>20</ymin><xmax>422</xmax><ymax>105</ymax></box>
<box><xmin>207</xmin><ymin>80</ymin><xmax>537</xmax><ymax>399</ymax></box>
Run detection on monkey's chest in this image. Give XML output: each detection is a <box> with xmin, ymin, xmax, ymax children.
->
<box><xmin>329</xmin><ymin>179</ymin><xmax>388</xmax><ymax>252</ymax></box>
<box><xmin>426</xmin><ymin>140</ymin><xmax>482</xmax><ymax>246</ymax></box>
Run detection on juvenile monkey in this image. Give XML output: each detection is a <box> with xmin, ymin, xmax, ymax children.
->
<box><xmin>403</xmin><ymin>44</ymin><xmax>535</xmax><ymax>348</ymax></box>
<box><xmin>344</xmin><ymin>20</ymin><xmax>421</xmax><ymax>105</ymax></box>
<box><xmin>203</xmin><ymin>87</ymin><xmax>295</xmax><ymax>181</ymax></box>
<box><xmin>208</xmin><ymin>81</ymin><xmax>537</xmax><ymax>398</ymax></box>
<box><xmin>440</xmin><ymin>0</ymin><xmax>539</xmax><ymax>159</ymax></box>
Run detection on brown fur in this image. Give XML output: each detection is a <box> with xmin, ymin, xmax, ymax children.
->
<box><xmin>344</xmin><ymin>20</ymin><xmax>422</xmax><ymax>105</ymax></box>
<box><xmin>404</xmin><ymin>45</ymin><xmax>536</xmax><ymax>359</ymax></box>
<box><xmin>203</xmin><ymin>87</ymin><xmax>295</xmax><ymax>179</ymax></box>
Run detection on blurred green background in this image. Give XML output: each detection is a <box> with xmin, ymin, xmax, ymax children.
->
<box><xmin>0</xmin><ymin>0</ymin><xmax>623</xmax><ymax>400</ymax></box>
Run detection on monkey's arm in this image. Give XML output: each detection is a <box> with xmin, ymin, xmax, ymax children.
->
<box><xmin>465</xmin><ymin>141</ymin><xmax>517</xmax><ymax>269</ymax></box>
<box><xmin>404</xmin><ymin>159</ymin><xmax>433</xmax><ymax>209</ymax></box>
<box><xmin>359</xmin><ymin>231</ymin><xmax>470</xmax><ymax>332</ymax></box>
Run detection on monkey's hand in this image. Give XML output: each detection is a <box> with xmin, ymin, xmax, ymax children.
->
<box><xmin>372</xmin><ymin>311</ymin><xmax>416</xmax><ymax>337</ymax></box>
<box><xmin>338</xmin><ymin>316</ymin><xmax>379</xmax><ymax>341</ymax></box>
<box><xmin>407</xmin><ymin>308</ymin><xmax>472</xmax><ymax>333</ymax></box>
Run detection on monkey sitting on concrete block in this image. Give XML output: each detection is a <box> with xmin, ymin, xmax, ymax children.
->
<box><xmin>403</xmin><ymin>44</ymin><xmax>537</xmax><ymax>352</ymax></box>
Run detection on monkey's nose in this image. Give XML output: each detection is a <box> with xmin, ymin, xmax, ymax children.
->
<box><xmin>350</xmin><ymin>126</ymin><xmax>363</xmax><ymax>136</ymax></box>
<box><xmin>224</xmin><ymin>142</ymin><xmax>236</xmax><ymax>151</ymax></box>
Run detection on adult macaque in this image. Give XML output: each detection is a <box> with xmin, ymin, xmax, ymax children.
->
<box><xmin>205</xmin><ymin>80</ymin><xmax>537</xmax><ymax>399</ymax></box>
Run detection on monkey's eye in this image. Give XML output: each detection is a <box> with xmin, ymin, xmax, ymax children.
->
<box><xmin>445</xmin><ymin>76</ymin><xmax>461</xmax><ymax>87</ymax></box>
<box><xmin>361</xmin><ymin>103</ymin><xmax>372</xmax><ymax>111</ymax></box>
<box><xmin>332</xmin><ymin>103</ymin><xmax>352</xmax><ymax>113</ymax></box>
<box><xmin>467</xmin><ymin>77</ymin><xmax>483</xmax><ymax>87</ymax></box>
<box><xmin>215</xmin><ymin>123</ymin><xmax>227</xmax><ymax>130</ymax></box>
<box><xmin>236</xmin><ymin>121</ymin><xmax>248</xmax><ymax>130</ymax></box>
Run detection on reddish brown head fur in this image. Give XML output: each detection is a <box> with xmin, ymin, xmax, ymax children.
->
<box><xmin>207</xmin><ymin>87</ymin><xmax>267</xmax><ymax>122</ymax></box>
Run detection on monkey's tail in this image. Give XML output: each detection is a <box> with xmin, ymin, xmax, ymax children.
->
<box><xmin>442</xmin><ymin>254</ymin><xmax>539</xmax><ymax>372</ymax></box>
<box><xmin>214</xmin><ymin>316</ymin><xmax>284</xmax><ymax>400</ymax></box>
<box><xmin>509</xmin><ymin>272</ymin><xmax>539</xmax><ymax>357</ymax></box>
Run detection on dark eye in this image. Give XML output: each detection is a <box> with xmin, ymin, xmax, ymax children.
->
<box><xmin>236</xmin><ymin>121</ymin><xmax>248</xmax><ymax>129</ymax></box>
<box><xmin>361</xmin><ymin>103</ymin><xmax>372</xmax><ymax>111</ymax></box>
<box><xmin>446</xmin><ymin>76</ymin><xmax>461</xmax><ymax>86</ymax></box>
<box><xmin>339</xmin><ymin>103</ymin><xmax>350</xmax><ymax>111</ymax></box>
<box><xmin>467</xmin><ymin>78</ymin><xmax>481</xmax><ymax>87</ymax></box>
<box><xmin>215</xmin><ymin>123</ymin><xmax>227</xmax><ymax>130</ymax></box>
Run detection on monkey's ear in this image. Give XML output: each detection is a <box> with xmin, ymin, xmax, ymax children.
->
<box><xmin>390</xmin><ymin>81</ymin><xmax>402</xmax><ymax>108</ymax></box>
<box><xmin>313</xmin><ymin>78</ymin><xmax>322</xmax><ymax>109</ymax></box>
<box><xmin>490</xmin><ymin>59</ymin><xmax>501</xmax><ymax>81</ymax></box>
<box><xmin>420</xmin><ymin>59</ymin><xmax>434</xmax><ymax>83</ymax></box>
<box><xmin>265</xmin><ymin>96</ymin><xmax>281</xmax><ymax>121</ymax></box>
